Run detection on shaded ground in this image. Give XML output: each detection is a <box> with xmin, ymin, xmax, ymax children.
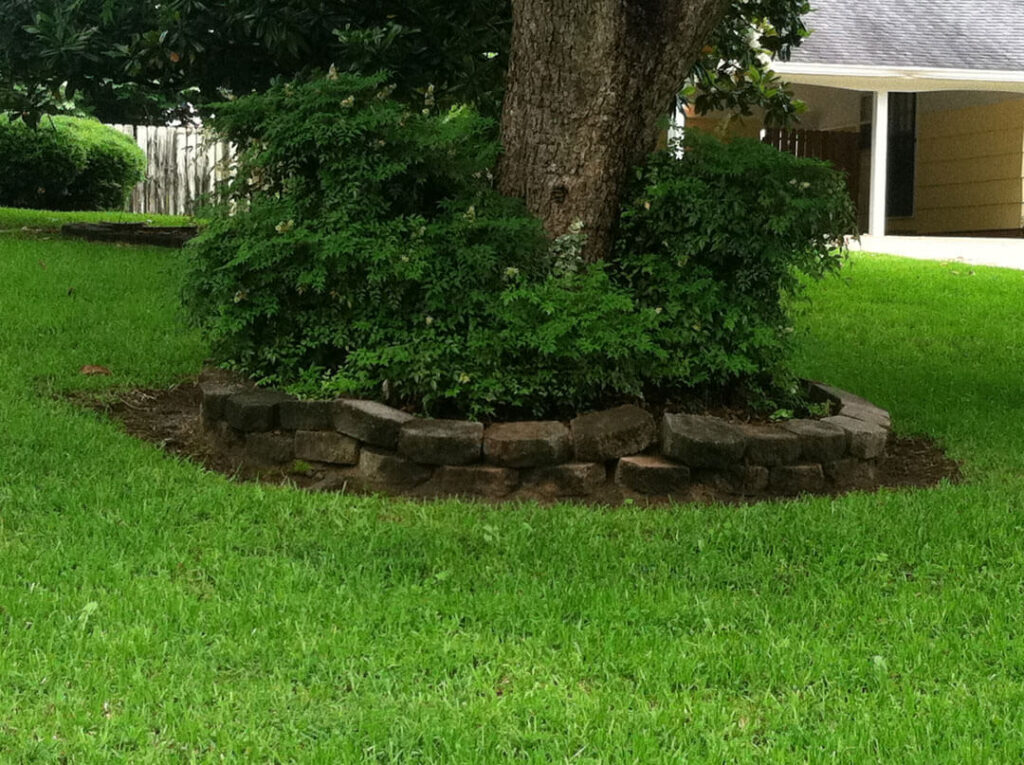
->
<box><xmin>72</xmin><ymin>382</ymin><xmax>963</xmax><ymax>503</ymax></box>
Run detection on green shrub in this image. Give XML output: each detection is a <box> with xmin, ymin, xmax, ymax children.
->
<box><xmin>611</xmin><ymin>130</ymin><xmax>857</xmax><ymax>406</ymax></box>
<box><xmin>182</xmin><ymin>73</ymin><xmax>855</xmax><ymax>419</ymax></box>
<box><xmin>0</xmin><ymin>116</ymin><xmax>145</xmax><ymax>210</ymax></box>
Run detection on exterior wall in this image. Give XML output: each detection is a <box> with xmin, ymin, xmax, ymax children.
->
<box><xmin>889</xmin><ymin>94</ymin><xmax>1024</xmax><ymax>234</ymax></box>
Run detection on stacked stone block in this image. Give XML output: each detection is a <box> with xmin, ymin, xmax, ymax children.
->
<box><xmin>199</xmin><ymin>374</ymin><xmax>892</xmax><ymax>501</ymax></box>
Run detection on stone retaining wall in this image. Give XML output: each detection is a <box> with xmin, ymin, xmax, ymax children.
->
<box><xmin>199</xmin><ymin>370</ymin><xmax>891</xmax><ymax>502</ymax></box>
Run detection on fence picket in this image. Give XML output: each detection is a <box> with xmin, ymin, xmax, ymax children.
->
<box><xmin>104</xmin><ymin>123</ymin><xmax>233</xmax><ymax>216</ymax></box>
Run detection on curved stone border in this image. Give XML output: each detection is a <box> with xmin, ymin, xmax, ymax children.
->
<box><xmin>199</xmin><ymin>369</ymin><xmax>892</xmax><ymax>502</ymax></box>
<box><xmin>62</xmin><ymin>222</ymin><xmax>198</xmax><ymax>248</ymax></box>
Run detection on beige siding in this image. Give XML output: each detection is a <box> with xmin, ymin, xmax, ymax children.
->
<box><xmin>892</xmin><ymin>98</ymin><xmax>1024</xmax><ymax>234</ymax></box>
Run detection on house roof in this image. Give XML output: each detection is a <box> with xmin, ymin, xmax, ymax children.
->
<box><xmin>787</xmin><ymin>0</ymin><xmax>1024</xmax><ymax>73</ymax></box>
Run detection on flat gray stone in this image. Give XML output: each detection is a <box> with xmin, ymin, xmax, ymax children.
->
<box><xmin>245</xmin><ymin>431</ymin><xmax>295</xmax><ymax>465</ymax></box>
<box><xmin>224</xmin><ymin>390</ymin><xmax>291</xmax><ymax>432</ymax></box>
<box><xmin>824</xmin><ymin>458</ymin><xmax>879</xmax><ymax>490</ymax></box>
<box><xmin>839</xmin><ymin>402</ymin><xmax>892</xmax><ymax>430</ymax></box>
<box><xmin>661</xmin><ymin>413</ymin><xmax>746</xmax><ymax>469</ymax></box>
<box><xmin>332</xmin><ymin>399</ymin><xmax>414</xmax><ymax>449</ymax></box>
<box><xmin>806</xmin><ymin>381</ymin><xmax>876</xmax><ymax>410</ymax></box>
<box><xmin>521</xmin><ymin>463</ymin><xmax>606</xmax><ymax>496</ymax></box>
<box><xmin>279</xmin><ymin>399</ymin><xmax>334</xmax><ymax>431</ymax></box>
<box><xmin>295</xmin><ymin>430</ymin><xmax>359</xmax><ymax>465</ymax></box>
<box><xmin>615</xmin><ymin>456</ymin><xmax>690</xmax><ymax>495</ymax></box>
<box><xmin>199</xmin><ymin>381</ymin><xmax>244</xmax><ymax>424</ymax></box>
<box><xmin>770</xmin><ymin>463</ymin><xmax>825</xmax><ymax>495</ymax></box>
<box><xmin>739</xmin><ymin>424</ymin><xmax>802</xmax><ymax>466</ymax></box>
<box><xmin>398</xmin><ymin>419</ymin><xmax>483</xmax><ymax>465</ymax></box>
<box><xmin>821</xmin><ymin>415</ymin><xmax>887</xmax><ymax>459</ymax></box>
<box><xmin>780</xmin><ymin>419</ymin><xmax>848</xmax><ymax>462</ymax></box>
<box><xmin>719</xmin><ymin>465</ymin><xmax>770</xmax><ymax>494</ymax></box>
<box><xmin>428</xmin><ymin>466</ymin><xmax>519</xmax><ymax>497</ymax></box>
<box><xmin>571</xmin><ymin>405</ymin><xmax>657</xmax><ymax>462</ymax></box>
<box><xmin>358</xmin><ymin>448</ymin><xmax>433</xmax><ymax>488</ymax></box>
<box><xmin>484</xmin><ymin>421</ymin><xmax>571</xmax><ymax>467</ymax></box>
<box><xmin>708</xmin><ymin>466</ymin><xmax>770</xmax><ymax>497</ymax></box>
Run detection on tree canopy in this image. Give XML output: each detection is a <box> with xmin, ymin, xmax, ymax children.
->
<box><xmin>0</xmin><ymin>0</ymin><xmax>808</xmax><ymax>126</ymax></box>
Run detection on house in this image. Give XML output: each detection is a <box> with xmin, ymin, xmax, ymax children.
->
<box><xmin>687</xmin><ymin>0</ymin><xmax>1024</xmax><ymax>262</ymax></box>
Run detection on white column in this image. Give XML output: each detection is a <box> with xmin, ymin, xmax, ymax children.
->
<box><xmin>669</xmin><ymin>100</ymin><xmax>686</xmax><ymax>158</ymax></box>
<box><xmin>868</xmin><ymin>90</ymin><xmax>890</xmax><ymax>237</ymax></box>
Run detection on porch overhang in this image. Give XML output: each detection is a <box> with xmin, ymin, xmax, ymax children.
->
<box><xmin>774</xmin><ymin>62</ymin><xmax>1024</xmax><ymax>94</ymax></box>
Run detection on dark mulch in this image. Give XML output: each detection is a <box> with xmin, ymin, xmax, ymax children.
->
<box><xmin>71</xmin><ymin>382</ymin><xmax>964</xmax><ymax>503</ymax></box>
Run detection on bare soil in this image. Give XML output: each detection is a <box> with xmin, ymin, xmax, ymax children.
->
<box><xmin>71</xmin><ymin>383</ymin><xmax>964</xmax><ymax>503</ymax></box>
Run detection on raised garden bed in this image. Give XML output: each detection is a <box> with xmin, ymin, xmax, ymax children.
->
<box><xmin>191</xmin><ymin>367</ymin><xmax>908</xmax><ymax>503</ymax></box>
<box><xmin>62</xmin><ymin>221</ymin><xmax>198</xmax><ymax>248</ymax></box>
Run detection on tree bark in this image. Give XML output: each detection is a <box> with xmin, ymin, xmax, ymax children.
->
<box><xmin>498</xmin><ymin>0</ymin><xmax>730</xmax><ymax>261</ymax></box>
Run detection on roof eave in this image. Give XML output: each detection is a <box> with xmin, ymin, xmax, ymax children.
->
<box><xmin>774</xmin><ymin>61</ymin><xmax>1024</xmax><ymax>93</ymax></box>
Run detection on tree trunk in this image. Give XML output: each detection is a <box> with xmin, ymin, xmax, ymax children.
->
<box><xmin>498</xmin><ymin>0</ymin><xmax>730</xmax><ymax>261</ymax></box>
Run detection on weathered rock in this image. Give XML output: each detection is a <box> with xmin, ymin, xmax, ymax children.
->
<box><xmin>279</xmin><ymin>399</ymin><xmax>335</xmax><ymax>431</ymax></box>
<box><xmin>838</xmin><ymin>402</ymin><xmax>892</xmax><ymax>430</ymax></box>
<box><xmin>720</xmin><ymin>465</ymin><xmax>770</xmax><ymax>494</ymax></box>
<box><xmin>294</xmin><ymin>430</ymin><xmax>359</xmax><ymax>465</ymax></box>
<box><xmin>358</xmin><ymin>448</ymin><xmax>433</xmax><ymax>488</ymax></box>
<box><xmin>483</xmin><ymin>421</ymin><xmax>571</xmax><ymax>467</ymax></box>
<box><xmin>571</xmin><ymin>405</ymin><xmax>657</xmax><ymax>462</ymax></box>
<box><xmin>427</xmin><ymin>466</ymin><xmax>519</xmax><ymax>497</ymax></box>
<box><xmin>824</xmin><ymin>458</ymin><xmax>878</xmax><ymax>490</ymax></box>
<box><xmin>821</xmin><ymin>415</ymin><xmax>887</xmax><ymax>459</ymax></box>
<box><xmin>705</xmin><ymin>465</ymin><xmax>769</xmax><ymax>495</ymax></box>
<box><xmin>224</xmin><ymin>390</ymin><xmax>291</xmax><ymax>432</ymax></box>
<box><xmin>615</xmin><ymin>455</ymin><xmax>690</xmax><ymax>495</ymax></box>
<box><xmin>806</xmin><ymin>380</ymin><xmax>876</xmax><ymax>410</ymax></box>
<box><xmin>521</xmin><ymin>463</ymin><xmax>606</xmax><ymax>496</ymax></box>
<box><xmin>245</xmin><ymin>431</ymin><xmax>295</xmax><ymax>465</ymax></box>
<box><xmin>770</xmin><ymin>463</ymin><xmax>825</xmax><ymax>494</ymax></box>
<box><xmin>205</xmin><ymin>419</ymin><xmax>244</xmax><ymax>448</ymax></box>
<box><xmin>398</xmin><ymin>419</ymin><xmax>483</xmax><ymax>465</ymax></box>
<box><xmin>661</xmin><ymin>413</ymin><xmax>746</xmax><ymax>469</ymax></box>
<box><xmin>199</xmin><ymin>382</ymin><xmax>243</xmax><ymax>424</ymax></box>
<box><xmin>332</xmin><ymin>399</ymin><xmax>414</xmax><ymax>449</ymax></box>
<box><xmin>780</xmin><ymin>419</ymin><xmax>848</xmax><ymax>462</ymax></box>
<box><xmin>739</xmin><ymin>424</ymin><xmax>802</xmax><ymax>466</ymax></box>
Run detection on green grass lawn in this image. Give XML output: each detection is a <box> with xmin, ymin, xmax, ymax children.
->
<box><xmin>3</xmin><ymin>227</ymin><xmax>1024</xmax><ymax>762</ymax></box>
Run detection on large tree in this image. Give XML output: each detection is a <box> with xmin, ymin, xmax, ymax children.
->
<box><xmin>498</xmin><ymin>0</ymin><xmax>731</xmax><ymax>260</ymax></box>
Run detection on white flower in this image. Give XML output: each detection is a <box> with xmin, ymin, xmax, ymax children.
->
<box><xmin>327</xmin><ymin>64</ymin><xmax>339</xmax><ymax>80</ymax></box>
<box><xmin>425</xmin><ymin>316</ymin><xmax>434</xmax><ymax>326</ymax></box>
<box><xmin>340</xmin><ymin>96</ymin><xmax>355</xmax><ymax>108</ymax></box>
<box><xmin>275</xmin><ymin>219</ymin><xmax>295</xmax><ymax>233</ymax></box>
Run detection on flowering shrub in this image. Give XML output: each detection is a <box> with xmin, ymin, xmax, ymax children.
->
<box><xmin>182</xmin><ymin>72</ymin><xmax>855</xmax><ymax>418</ymax></box>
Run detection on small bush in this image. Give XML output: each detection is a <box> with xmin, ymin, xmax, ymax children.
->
<box><xmin>0</xmin><ymin>116</ymin><xmax>145</xmax><ymax>210</ymax></box>
<box><xmin>183</xmin><ymin>73</ymin><xmax>855</xmax><ymax>418</ymax></box>
<box><xmin>612</xmin><ymin>130</ymin><xmax>857</xmax><ymax>405</ymax></box>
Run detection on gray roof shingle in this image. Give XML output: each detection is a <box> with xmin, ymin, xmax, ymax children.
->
<box><xmin>788</xmin><ymin>0</ymin><xmax>1024</xmax><ymax>73</ymax></box>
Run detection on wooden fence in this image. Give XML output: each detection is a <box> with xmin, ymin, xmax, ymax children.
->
<box><xmin>762</xmin><ymin>127</ymin><xmax>861</xmax><ymax>205</ymax></box>
<box><xmin>107</xmin><ymin>124</ymin><xmax>234</xmax><ymax>216</ymax></box>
